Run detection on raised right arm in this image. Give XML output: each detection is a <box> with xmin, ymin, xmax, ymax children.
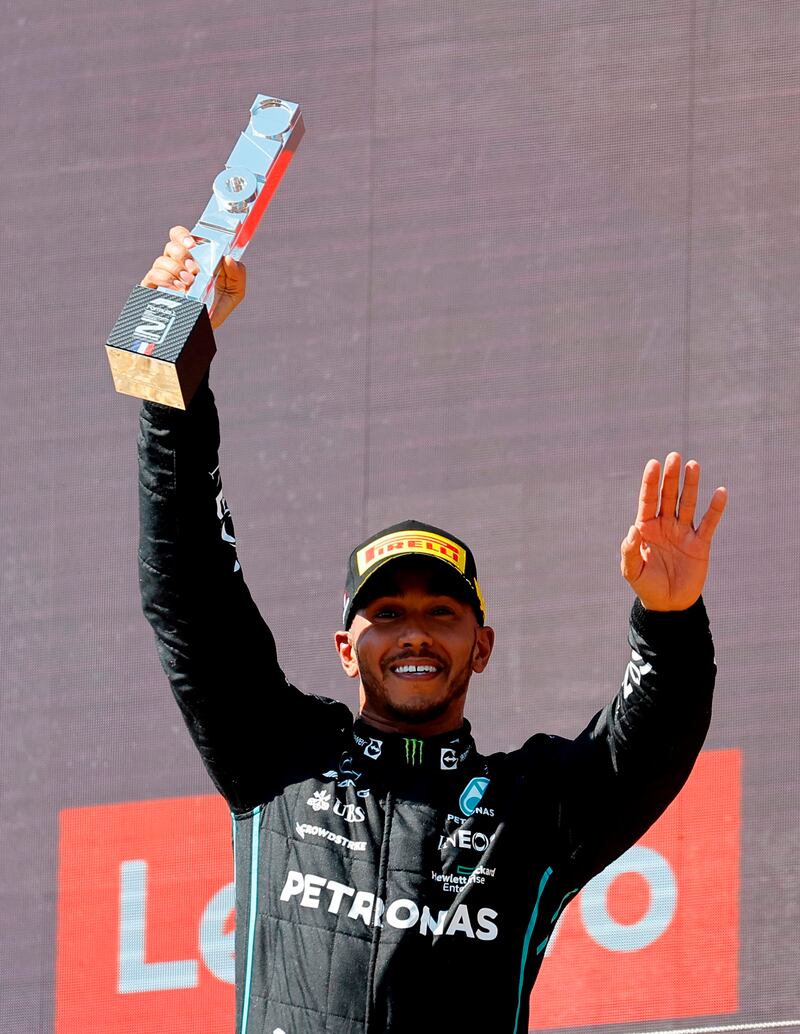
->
<box><xmin>139</xmin><ymin>380</ymin><xmax>295</xmax><ymax>811</ymax></box>
<box><xmin>138</xmin><ymin>233</ymin><xmax>349</xmax><ymax>812</ymax></box>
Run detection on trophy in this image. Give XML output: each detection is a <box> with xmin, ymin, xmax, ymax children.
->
<box><xmin>106</xmin><ymin>95</ymin><xmax>304</xmax><ymax>409</ymax></box>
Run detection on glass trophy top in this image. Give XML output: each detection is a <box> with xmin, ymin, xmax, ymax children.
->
<box><xmin>250</xmin><ymin>98</ymin><xmax>294</xmax><ymax>139</ymax></box>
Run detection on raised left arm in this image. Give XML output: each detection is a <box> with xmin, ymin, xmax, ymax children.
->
<box><xmin>553</xmin><ymin>454</ymin><xmax>728</xmax><ymax>883</ymax></box>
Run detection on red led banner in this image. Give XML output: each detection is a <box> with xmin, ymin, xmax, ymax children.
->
<box><xmin>55</xmin><ymin>794</ymin><xmax>235</xmax><ymax>1034</ymax></box>
<box><xmin>55</xmin><ymin>750</ymin><xmax>740</xmax><ymax>1033</ymax></box>
<box><xmin>531</xmin><ymin>748</ymin><xmax>741</xmax><ymax>1028</ymax></box>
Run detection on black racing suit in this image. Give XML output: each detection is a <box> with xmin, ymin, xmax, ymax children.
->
<box><xmin>138</xmin><ymin>381</ymin><xmax>716</xmax><ymax>1034</ymax></box>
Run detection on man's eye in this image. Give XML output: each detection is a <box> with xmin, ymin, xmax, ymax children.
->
<box><xmin>374</xmin><ymin>607</ymin><xmax>400</xmax><ymax>619</ymax></box>
<box><xmin>431</xmin><ymin>606</ymin><xmax>455</xmax><ymax>616</ymax></box>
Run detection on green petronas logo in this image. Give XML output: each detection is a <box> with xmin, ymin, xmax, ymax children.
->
<box><xmin>403</xmin><ymin>738</ymin><xmax>424</xmax><ymax>765</ymax></box>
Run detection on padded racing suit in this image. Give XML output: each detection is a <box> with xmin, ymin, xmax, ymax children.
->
<box><xmin>137</xmin><ymin>381</ymin><xmax>716</xmax><ymax>1034</ymax></box>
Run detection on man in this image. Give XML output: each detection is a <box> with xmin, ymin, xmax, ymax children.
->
<box><xmin>138</xmin><ymin>227</ymin><xmax>728</xmax><ymax>1034</ymax></box>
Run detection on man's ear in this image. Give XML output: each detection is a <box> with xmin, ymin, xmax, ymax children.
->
<box><xmin>471</xmin><ymin>625</ymin><xmax>495</xmax><ymax>674</ymax></box>
<box><xmin>334</xmin><ymin>630</ymin><xmax>360</xmax><ymax>678</ymax></box>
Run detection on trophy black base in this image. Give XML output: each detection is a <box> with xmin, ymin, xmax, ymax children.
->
<box><xmin>106</xmin><ymin>285</ymin><xmax>216</xmax><ymax>410</ymax></box>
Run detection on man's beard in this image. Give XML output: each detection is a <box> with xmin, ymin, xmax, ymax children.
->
<box><xmin>356</xmin><ymin>645</ymin><xmax>475</xmax><ymax>726</ymax></box>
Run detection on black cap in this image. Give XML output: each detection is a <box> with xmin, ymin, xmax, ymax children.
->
<box><xmin>342</xmin><ymin>519</ymin><xmax>486</xmax><ymax>628</ymax></box>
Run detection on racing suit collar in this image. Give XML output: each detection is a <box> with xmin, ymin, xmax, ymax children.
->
<box><xmin>351</xmin><ymin>718</ymin><xmax>475</xmax><ymax>773</ymax></box>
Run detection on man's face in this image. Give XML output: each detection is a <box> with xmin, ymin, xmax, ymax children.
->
<box><xmin>334</xmin><ymin>560</ymin><xmax>495</xmax><ymax>736</ymax></box>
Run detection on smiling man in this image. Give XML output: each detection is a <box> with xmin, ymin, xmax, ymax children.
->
<box><xmin>137</xmin><ymin>229</ymin><xmax>727</xmax><ymax>1034</ymax></box>
<box><xmin>335</xmin><ymin>523</ymin><xmax>495</xmax><ymax>738</ymax></box>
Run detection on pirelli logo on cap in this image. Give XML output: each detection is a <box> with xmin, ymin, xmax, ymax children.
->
<box><xmin>356</xmin><ymin>530</ymin><xmax>467</xmax><ymax>576</ymax></box>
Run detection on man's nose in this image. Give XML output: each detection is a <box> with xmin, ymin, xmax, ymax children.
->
<box><xmin>398</xmin><ymin>615</ymin><xmax>433</xmax><ymax>648</ymax></box>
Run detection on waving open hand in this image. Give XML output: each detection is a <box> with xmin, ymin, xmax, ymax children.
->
<box><xmin>620</xmin><ymin>453</ymin><xmax>728</xmax><ymax>611</ymax></box>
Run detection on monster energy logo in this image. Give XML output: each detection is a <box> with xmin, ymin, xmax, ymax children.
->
<box><xmin>403</xmin><ymin>738</ymin><xmax>424</xmax><ymax>765</ymax></box>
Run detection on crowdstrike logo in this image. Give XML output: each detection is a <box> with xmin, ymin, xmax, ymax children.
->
<box><xmin>404</xmin><ymin>738</ymin><xmax>424</xmax><ymax>765</ymax></box>
<box><xmin>295</xmin><ymin>823</ymin><xmax>366</xmax><ymax>852</ymax></box>
<box><xmin>280</xmin><ymin>870</ymin><xmax>498</xmax><ymax>940</ymax></box>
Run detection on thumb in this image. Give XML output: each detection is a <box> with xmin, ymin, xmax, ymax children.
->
<box><xmin>209</xmin><ymin>258</ymin><xmax>247</xmax><ymax>329</ymax></box>
<box><xmin>620</xmin><ymin>524</ymin><xmax>645</xmax><ymax>583</ymax></box>
<box><xmin>219</xmin><ymin>255</ymin><xmax>246</xmax><ymax>291</ymax></box>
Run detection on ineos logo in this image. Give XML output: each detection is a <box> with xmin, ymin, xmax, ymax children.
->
<box><xmin>439</xmin><ymin>828</ymin><xmax>495</xmax><ymax>853</ymax></box>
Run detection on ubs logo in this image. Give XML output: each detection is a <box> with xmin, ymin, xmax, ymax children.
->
<box><xmin>306</xmin><ymin>791</ymin><xmax>364</xmax><ymax>823</ymax></box>
<box><xmin>333</xmin><ymin>800</ymin><xmax>365</xmax><ymax>823</ymax></box>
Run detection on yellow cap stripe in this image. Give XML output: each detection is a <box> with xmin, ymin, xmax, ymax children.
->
<box><xmin>356</xmin><ymin>530</ymin><xmax>467</xmax><ymax>576</ymax></box>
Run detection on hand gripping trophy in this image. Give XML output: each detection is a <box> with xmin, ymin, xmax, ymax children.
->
<box><xmin>106</xmin><ymin>95</ymin><xmax>303</xmax><ymax>409</ymax></box>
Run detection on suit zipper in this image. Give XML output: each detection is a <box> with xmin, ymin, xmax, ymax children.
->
<box><xmin>364</xmin><ymin>789</ymin><xmax>394</xmax><ymax>1032</ymax></box>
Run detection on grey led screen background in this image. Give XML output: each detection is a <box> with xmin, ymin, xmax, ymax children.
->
<box><xmin>2</xmin><ymin>1</ymin><xmax>799</xmax><ymax>1032</ymax></box>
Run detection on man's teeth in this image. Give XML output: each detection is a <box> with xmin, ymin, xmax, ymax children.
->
<box><xmin>394</xmin><ymin>664</ymin><xmax>438</xmax><ymax>674</ymax></box>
